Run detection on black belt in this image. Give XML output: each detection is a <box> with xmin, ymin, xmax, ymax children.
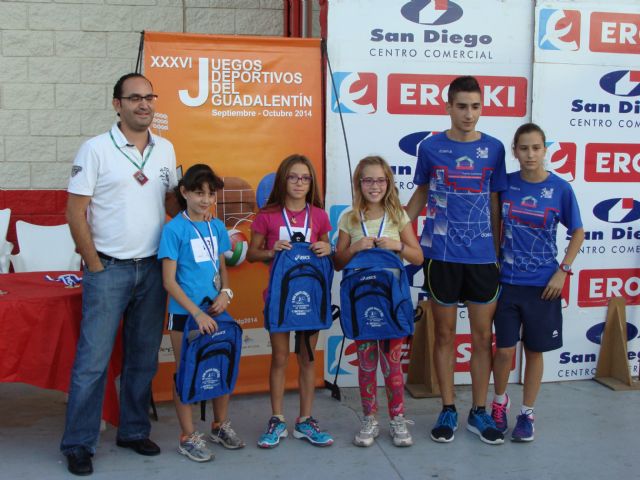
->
<box><xmin>97</xmin><ymin>251</ymin><xmax>156</xmax><ymax>264</ymax></box>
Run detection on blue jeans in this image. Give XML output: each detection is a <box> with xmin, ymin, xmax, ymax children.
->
<box><xmin>60</xmin><ymin>256</ymin><xmax>166</xmax><ymax>456</ymax></box>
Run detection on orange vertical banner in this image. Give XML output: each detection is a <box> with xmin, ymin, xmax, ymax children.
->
<box><xmin>144</xmin><ymin>32</ymin><xmax>324</xmax><ymax>400</ymax></box>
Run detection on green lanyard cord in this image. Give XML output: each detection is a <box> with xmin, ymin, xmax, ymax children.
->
<box><xmin>109</xmin><ymin>130</ymin><xmax>154</xmax><ymax>171</ymax></box>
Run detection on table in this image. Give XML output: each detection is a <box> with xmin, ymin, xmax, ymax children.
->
<box><xmin>0</xmin><ymin>272</ymin><xmax>122</xmax><ymax>425</ymax></box>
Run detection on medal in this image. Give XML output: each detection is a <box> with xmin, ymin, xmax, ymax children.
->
<box><xmin>213</xmin><ymin>273</ymin><xmax>222</xmax><ymax>291</ymax></box>
<box><xmin>282</xmin><ymin>204</ymin><xmax>310</xmax><ymax>242</ymax></box>
<box><xmin>291</xmin><ymin>231</ymin><xmax>306</xmax><ymax>243</ymax></box>
<box><xmin>133</xmin><ymin>170</ymin><xmax>149</xmax><ymax>185</ymax></box>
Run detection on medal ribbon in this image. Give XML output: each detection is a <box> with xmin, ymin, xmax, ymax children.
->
<box><xmin>281</xmin><ymin>204</ymin><xmax>310</xmax><ymax>241</ymax></box>
<box><xmin>45</xmin><ymin>273</ymin><xmax>82</xmax><ymax>287</ymax></box>
<box><xmin>182</xmin><ymin>211</ymin><xmax>219</xmax><ymax>277</ymax></box>
<box><xmin>360</xmin><ymin>211</ymin><xmax>386</xmax><ymax>239</ymax></box>
<box><xmin>109</xmin><ymin>130</ymin><xmax>154</xmax><ymax>172</ymax></box>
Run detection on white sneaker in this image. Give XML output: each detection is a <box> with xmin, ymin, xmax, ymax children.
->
<box><xmin>178</xmin><ymin>431</ymin><xmax>213</xmax><ymax>462</ymax></box>
<box><xmin>353</xmin><ymin>415</ymin><xmax>379</xmax><ymax>447</ymax></box>
<box><xmin>210</xmin><ymin>419</ymin><xmax>246</xmax><ymax>449</ymax></box>
<box><xmin>389</xmin><ymin>415</ymin><xmax>414</xmax><ymax>447</ymax></box>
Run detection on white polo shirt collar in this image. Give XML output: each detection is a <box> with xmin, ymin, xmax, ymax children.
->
<box><xmin>110</xmin><ymin>123</ymin><xmax>156</xmax><ymax>149</ymax></box>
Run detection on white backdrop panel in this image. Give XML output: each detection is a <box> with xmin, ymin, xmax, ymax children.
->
<box><xmin>533</xmin><ymin>1</ymin><xmax>640</xmax><ymax>381</ymax></box>
<box><xmin>325</xmin><ymin>0</ymin><xmax>534</xmax><ymax>386</ymax></box>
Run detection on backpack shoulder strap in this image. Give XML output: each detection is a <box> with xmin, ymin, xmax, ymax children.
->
<box><xmin>344</xmin><ymin>248</ymin><xmax>403</xmax><ymax>269</ymax></box>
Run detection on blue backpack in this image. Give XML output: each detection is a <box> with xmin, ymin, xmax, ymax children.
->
<box><xmin>339</xmin><ymin>248</ymin><xmax>414</xmax><ymax>340</ymax></box>
<box><xmin>176</xmin><ymin>309</ymin><xmax>242</xmax><ymax>404</ymax></box>
<box><xmin>264</xmin><ymin>241</ymin><xmax>334</xmax><ymax>334</ymax></box>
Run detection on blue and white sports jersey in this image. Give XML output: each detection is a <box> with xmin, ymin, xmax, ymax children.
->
<box><xmin>414</xmin><ymin>132</ymin><xmax>507</xmax><ymax>263</ymax></box>
<box><xmin>500</xmin><ymin>172</ymin><xmax>582</xmax><ymax>287</ymax></box>
<box><xmin>158</xmin><ymin>214</ymin><xmax>231</xmax><ymax>314</ymax></box>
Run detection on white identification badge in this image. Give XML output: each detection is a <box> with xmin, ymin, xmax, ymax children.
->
<box><xmin>191</xmin><ymin>236</ymin><xmax>218</xmax><ymax>263</ymax></box>
<box><xmin>279</xmin><ymin>225</ymin><xmax>311</xmax><ymax>242</ymax></box>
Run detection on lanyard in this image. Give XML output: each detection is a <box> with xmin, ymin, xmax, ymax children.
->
<box><xmin>109</xmin><ymin>130</ymin><xmax>154</xmax><ymax>172</ymax></box>
<box><xmin>182</xmin><ymin>211</ymin><xmax>219</xmax><ymax>274</ymax></box>
<box><xmin>360</xmin><ymin>211</ymin><xmax>386</xmax><ymax>238</ymax></box>
<box><xmin>281</xmin><ymin>204</ymin><xmax>310</xmax><ymax>240</ymax></box>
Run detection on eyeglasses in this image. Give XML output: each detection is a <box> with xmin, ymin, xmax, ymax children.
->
<box><xmin>287</xmin><ymin>174</ymin><xmax>312</xmax><ymax>185</ymax></box>
<box><xmin>119</xmin><ymin>94</ymin><xmax>158</xmax><ymax>103</ymax></box>
<box><xmin>360</xmin><ymin>177</ymin><xmax>388</xmax><ymax>187</ymax></box>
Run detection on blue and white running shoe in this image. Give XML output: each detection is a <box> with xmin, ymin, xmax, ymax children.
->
<box><xmin>293</xmin><ymin>417</ymin><xmax>333</xmax><ymax>447</ymax></box>
<box><xmin>511</xmin><ymin>413</ymin><xmax>535</xmax><ymax>442</ymax></box>
<box><xmin>430</xmin><ymin>409</ymin><xmax>458</xmax><ymax>443</ymax></box>
<box><xmin>257</xmin><ymin>416</ymin><xmax>288</xmax><ymax>449</ymax></box>
<box><xmin>467</xmin><ymin>408</ymin><xmax>505</xmax><ymax>445</ymax></box>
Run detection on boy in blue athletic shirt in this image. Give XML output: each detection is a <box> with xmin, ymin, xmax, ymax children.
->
<box><xmin>406</xmin><ymin>76</ymin><xmax>507</xmax><ymax>445</ymax></box>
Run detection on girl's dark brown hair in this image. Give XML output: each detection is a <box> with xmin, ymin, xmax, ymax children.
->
<box><xmin>512</xmin><ymin>122</ymin><xmax>546</xmax><ymax>148</ymax></box>
<box><xmin>174</xmin><ymin>163</ymin><xmax>224</xmax><ymax>210</ymax></box>
<box><xmin>263</xmin><ymin>154</ymin><xmax>323</xmax><ymax>210</ymax></box>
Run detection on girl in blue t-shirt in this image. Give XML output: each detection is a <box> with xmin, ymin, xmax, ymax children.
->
<box><xmin>158</xmin><ymin>164</ymin><xmax>244</xmax><ymax>462</ymax></box>
<box><xmin>490</xmin><ymin>124</ymin><xmax>584</xmax><ymax>442</ymax></box>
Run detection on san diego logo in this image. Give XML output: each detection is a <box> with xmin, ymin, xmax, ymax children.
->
<box><xmin>570</xmin><ymin>70</ymin><xmax>640</xmax><ymax>129</ymax></box>
<box><xmin>369</xmin><ymin>1</ymin><xmax>494</xmax><ymax>60</ymax></box>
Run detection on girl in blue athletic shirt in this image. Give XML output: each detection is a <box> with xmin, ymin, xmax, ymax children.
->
<box><xmin>490</xmin><ymin>124</ymin><xmax>584</xmax><ymax>442</ymax></box>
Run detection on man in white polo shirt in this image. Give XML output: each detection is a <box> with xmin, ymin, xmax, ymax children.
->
<box><xmin>60</xmin><ymin>73</ymin><xmax>178</xmax><ymax>476</ymax></box>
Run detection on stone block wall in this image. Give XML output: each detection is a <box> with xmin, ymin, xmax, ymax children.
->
<box><xmin>0</xmin><ymin>0</ymin><xmax>298</xmax><ymax>190</ymax></box>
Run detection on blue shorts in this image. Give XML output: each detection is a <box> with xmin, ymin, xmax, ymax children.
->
<box><xmin>494</xmin><ymin>283</ymin><xmax>562</xmax><ymax>352</ymax></box>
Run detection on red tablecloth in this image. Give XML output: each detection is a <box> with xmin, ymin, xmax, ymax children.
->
<box><xmin>0</xmin><ymin>272</ymin><xmax>122</xmax><ymax>425</ymax></box>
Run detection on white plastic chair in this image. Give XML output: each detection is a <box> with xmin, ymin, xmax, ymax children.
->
<box><xmin>10</xmin><ymin>221</ymin><xmax>81</xmax><ymax>272</ymax></box>
<box><xmin>0</xmin><ymin>208</ymin><xmax>13</xmax><ymax>273</ymax></box>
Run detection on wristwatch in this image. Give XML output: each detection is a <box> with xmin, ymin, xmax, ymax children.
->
<box><xmin>559</xmin><ymin>263</ymin><xmax>573</xmax><ymax>275</ymax></box>
<box><xmin>221</xmin><ymin>288</ymin><xmax>234</xmax><ymax>301</ymax></box>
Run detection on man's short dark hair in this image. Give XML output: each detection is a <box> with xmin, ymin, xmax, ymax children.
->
<box><xmin>113</xmin><ymin>73</ymin><xmax>152</xmax><ymax>99</ymax></box>
<box><xmin>447</xmin><ymin>76</ymin><xmax>481</xmax><ymax>104</ymax></box>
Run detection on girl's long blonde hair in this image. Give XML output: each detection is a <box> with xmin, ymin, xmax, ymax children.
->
<box><xmin>347</xmin><ymin>156</ymin><xmax>404</xmax><ymax>228</ymax></box>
